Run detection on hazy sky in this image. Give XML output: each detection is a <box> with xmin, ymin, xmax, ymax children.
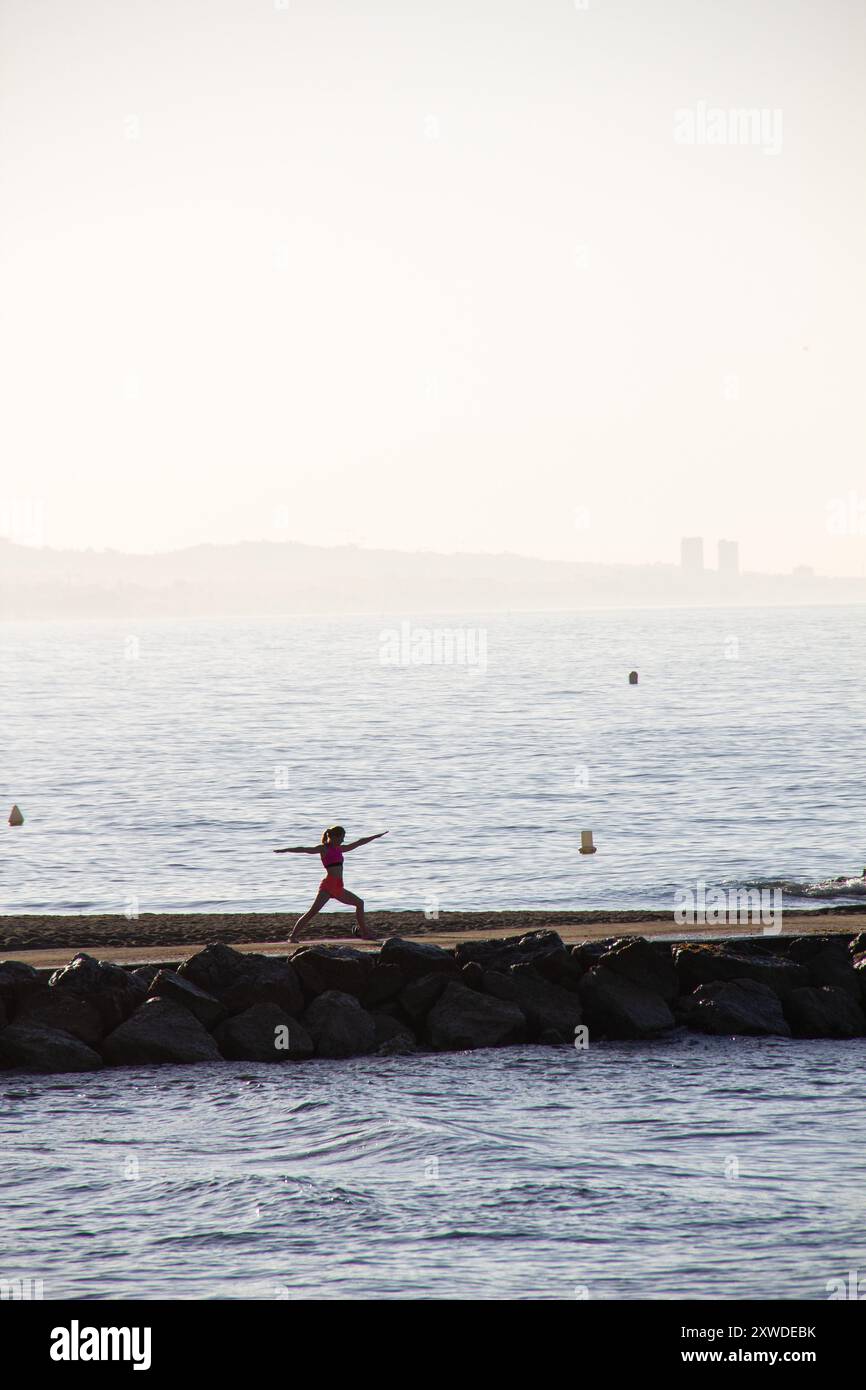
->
<box><xmin>1</xmin><ymin>0</ymin><xmax>864</xmax><ymax>572</ymax></box>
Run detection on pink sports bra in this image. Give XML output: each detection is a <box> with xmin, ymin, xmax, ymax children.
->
<box><xmin>322</xmin><ymin>843</ymin><xmax>344</xmax><ymax>868</ymax></box>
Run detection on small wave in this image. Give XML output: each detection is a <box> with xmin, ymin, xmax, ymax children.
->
<box><xmin>741</xmin><ymin>875</ymin><xmax>866</xmax><ymax>900</ymax></box>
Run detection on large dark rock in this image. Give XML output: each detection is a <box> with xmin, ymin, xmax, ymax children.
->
<box><xmin>482</xmin><ymin>966</ymin><xmax>583</xmax><ymax>1040</ymax></box>
<box><xmin>685</xmin><ymin>978</ymin><xmax>790</xmax><ymax>1037</ymax></box>
<box><xmin>149</xmin><ymin>970</ymin><xmax>225</xmax><ymax>1027</ymax></box>
<box><xmin>530</xmin><ymin>950</ymin><xmax>586</xmax><ymax>993</ymax></box>
<box><xmin>14</xmin><ymin>987</ymin><xmax>104</xmax><ymax>1047</ymax></box>
<box><xmin>805</xmin><ymin>946</ymin><xmax>861</xmax><ymax>1000</ymax></box>
<box><xmin>176</xmin><ymin>945</ymin><xmax>303</xmax><ymax>1015</ymax></box>
<box><xmin>292</xmin><ymin>945</ymin><xmax>374</xmax><ymax>999</ymax></box>
<box><xmin>508</xmin><ymin>929</ymin><xmax>567</xmax><ymax>959</ymax></box>
<box><xmin>454</xmin><ymin>930</ymin><xmax>570</xmax><ymax>979</ymax></box>
<box><xmin>379</xmin><ymin>937</ymin><xmax>458</xmax><ymax>980</ymax></box>
<box><xmin>787</xmin><ymin>934</ymin><xmax>844</xmax><ymax>963</ymax></box>
<box><xmin>579</xmin><ymin>967</ymin><xmax>675</xmax><ymax>1039</ymax></box>
<box><xmin>367</xmin><ymin>998</ymin><xmax>406</xmax><ymax>1023</ymax></box>
<box><xmin>130</xmin><ymin>965</ymin><xmax>163</xmax><ymax>993</ymax></box>
<box><xmin>0</xmin><ymin>961</ymin><xmax>40</xmax><ymax>1012</ymax></box>
<box><xmin>783</xmin><ymin>987</ymin><xmax>866</xmax><ymax>1039</ymax></box>
<box><xmin>220</xmin><ymin>954</ymin><xmax>304</xmax><ymax>1016</ymax></box>
<box><xmin>452</xmin><ymin>939</ymin><xmax>504</xmax><ymax>970</ymax></box>
<box><xmin>362</xmin><ymin>963</ymin><xmax>407</xmax><ymax>1008</ymax></box>
<box><xmin>103</xmin><ymin>998</ymin><xmax>222</xmax><ymax>1065</ymax></box>
<box><xmin>721</xmin><ymin>936</ymin><xmax>789</xmax><ymax>956</ymax></box>
<box><xmin>675</xmin><ymin>945</ymin><xmax>807</xmax><ymax>999</ymax></box>
<box><xmin>0</xmin><ymin>1024</ymin><xmax>104</xmax><ymax>1072</ymax></box>
<box><xmin>598</xmin><ymin>937</ymin><xmax>678</xmax><ymax>1002</ymax></box>
<box><xmin>372</xmin><ymin>1012</ymin><xmax>417</xmax><ymax>1048</ymax></box>
<box><xmin>175</xmin><ymin>943</ymin><xmax>250</xmax><ymax>996</ymax></box>
<box><xmin>787</xmin><ymin>937</ymin><xmax>861</xmax><ymax>999</ymax></box>
<box><xmin>304</xmin><ymin>990</ymin><xmax>377</xmax><ymax>1058</ymax></box>
<box><xmin>46</xmin><ymin>950</ymin><xmax>145</xmax><ymax>1028</ymax></box>
<box><xmin>399</xmin><ymin>972</ymin><xmax>451</xmax><ymax>1023</ymax></box>
<box><xmin>215</xmin><ymin>1004</ymin><xmax>313</xmax><ymax>1062</ymax></box>
<box><xmin>461</xmin><ymin>961</ymin><xmax>484</xmax><ymax>989</ymax></box>
<box><xmin>48</xmin><ymin>953</ymin><xmax>145</xmax><ymax>1030</ymax></box>
<box><xmin>427</xmin><ymin>982</ymin><xmax>526</xmax><ymax>1051</ymax></box>
<box><xmin>570</xmin><ymin>939</ymin><xmax>619</xmax><ymax>974</ymax></box>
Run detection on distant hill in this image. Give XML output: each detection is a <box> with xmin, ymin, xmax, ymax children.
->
<box><xmin>1</xmin><ymin>538</ymin><xmax>864</xmax><ymax>618</ymax></box>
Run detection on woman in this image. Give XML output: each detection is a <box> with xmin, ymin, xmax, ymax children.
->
<box><xmin>274</xmin><ymin>826</ymin><xmax>388</xmax><ymax>942</ymax></box>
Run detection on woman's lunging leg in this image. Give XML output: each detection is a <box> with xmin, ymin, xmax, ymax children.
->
<box><xmin>340</xmin><ymin>888</ymin><xmax>373</xmax><ymax>940</ymax></box>
<box><xmin>289</xmin><ymin>888</ymin><xmax>330</xmax><ymax>943</ymax></box>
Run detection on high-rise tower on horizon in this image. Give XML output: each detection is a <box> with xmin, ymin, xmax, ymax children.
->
<box><xmin>718</xmin><ymin>539</ymin><xmax>740</xmax><ymax>574</ymax></box>
<box><xmin>680</xmin><ymin>537</ymin><xmax>704</xmax><ymax>571</ymax></box>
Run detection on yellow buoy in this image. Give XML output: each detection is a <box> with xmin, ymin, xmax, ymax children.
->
<box><xmin>8</xmin><ymin>804</ymin><xmax>24</xmax><ymax>826</ymax></box>
<box><xmin>579</xmin><ymin>829</ymin><xmax>596</xmax><ymax>855</ymax></box>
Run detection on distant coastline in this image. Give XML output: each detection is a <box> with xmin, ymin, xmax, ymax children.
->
<box><xmin>2</xmin><ymin>538</ymin><xmax>865</xmax><ymax>619</ymax></box>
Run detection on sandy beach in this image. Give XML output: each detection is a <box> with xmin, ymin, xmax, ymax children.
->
<box><xmin>3</xmin><ymin>906</ymin><xmax>864</xmax><ymax>971</ymax></box>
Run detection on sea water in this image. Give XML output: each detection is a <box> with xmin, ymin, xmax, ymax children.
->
<box><xmin>1</xmin><ymin>1037</ymin><xmax>864</xmax><ymax>1300</ymax></box>
<box><xmin>2</xmin><ymin>605</ymin><xmax>866</xmax><ymax>1300</ymax></box>
<box><xmin>2</xmin><ymin>605</ymin><xmax>864</xmax><ymax>914</ymax></box>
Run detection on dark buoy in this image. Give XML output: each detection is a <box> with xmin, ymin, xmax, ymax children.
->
<box><xmin>579</xmin><ymin>830</ymin><xmax>597</xmax><ymax>855</ymax></box>
<box><xmin>8</xmin><ymin>804</ymin><xmax>24</xmax><ymax>826</ymax></box>
<box><xmin>628</xmin><ymin>670</ymin><xmax>638</xmax><ymax>685</ymax></box>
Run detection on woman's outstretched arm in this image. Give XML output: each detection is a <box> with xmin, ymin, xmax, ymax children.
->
<box><xmin>343</xmin><ymin>831</ymin><xmax>389</xmax><ymax>852</ymax></box>
<box><xmin>273</xmin><ymin>845</ymin><xmax>320</xmax><ymax>854</ymax></box>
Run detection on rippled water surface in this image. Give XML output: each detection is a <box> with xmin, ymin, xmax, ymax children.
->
<box><xmin>1</xmin><ymin>1038</ymin><xmax>864</xmax><ymax>1300</ymax></box>
<box><xmin>2</xmin><ymin>606</ymin><xmax>866</xmax><ymax>913</ymax></box>
<box><xmin>3</xmin><ymin>607</ymin><xmax>864</xmax><ymax>1301</ymax></box>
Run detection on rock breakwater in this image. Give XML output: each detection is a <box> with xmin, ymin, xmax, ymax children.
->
<box><xmin>1</xmin><ymin>930</ymin><xmax>865</xmax><ymax>1072</ymax></box>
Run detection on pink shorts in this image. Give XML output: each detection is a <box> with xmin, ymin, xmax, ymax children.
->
<box><xmin>319</xmin><ymin>875</ymin><xmax>354</xmax><ymax>903</ymax></box>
